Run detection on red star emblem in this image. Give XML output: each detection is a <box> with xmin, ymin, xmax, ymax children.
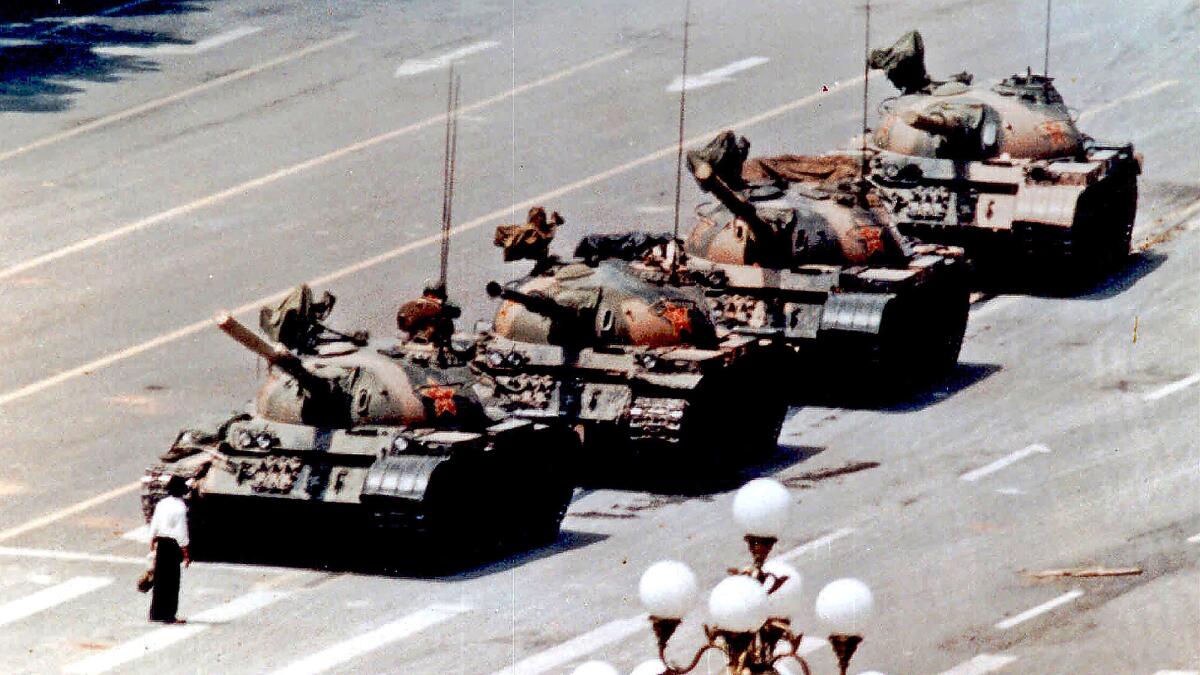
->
<box><xmin>424</xmin><ymin>385</ymin><xmax>458</xmax><ymax>417</ymax></box>
<box><xmin>658</xmin><ymin>303</ymin><xmax>692</xmax><ymax>336</ymax></box>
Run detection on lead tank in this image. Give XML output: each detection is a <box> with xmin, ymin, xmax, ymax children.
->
<box><xmin>680</xmin><ymin>131</ymin><xmax>970</xmax><ymax>382</ymax></box>
<box><xmin>141</xmin><ymin>285</ymin><xmax>578</xmax><ymax>558</ymax></box>
<box><xmin>866</xmin><ymin>30</ymin><xmax>1140</xmax><ymax>273</ymax></box>
<box><xmin>473</xmin><ymin>237</ymin><xmax>785</xmax><ymax>473</ymax></box>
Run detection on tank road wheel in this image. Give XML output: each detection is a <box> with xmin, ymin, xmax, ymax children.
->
<box><xmin>923</xmin><ymin>282</ymin><xmax>970</xmax><ymax>375</ymax></box>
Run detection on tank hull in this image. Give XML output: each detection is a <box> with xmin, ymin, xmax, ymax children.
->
<box><xmin>142</xmin><ymin>415</ymin><xmax>577</xmax><ymax>559</ymax></box>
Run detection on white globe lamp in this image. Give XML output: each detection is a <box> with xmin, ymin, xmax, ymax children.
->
<box><xmin>708</xmin><ymin>575</ymin><xmax>769</xmax><ymax>633</ymax></box>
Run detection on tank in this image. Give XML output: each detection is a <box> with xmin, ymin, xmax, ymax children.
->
<box><xmin>677</xmin><ymin>131</ymin><xmax>970</xmax><ymax>382</ymax></box>
<box><xmin>140</xmin><ymin>285</ymin><xmax>578</xmax><ymax>559</ymax></box>
<box><xmin>473</xmin><ymin>251</ymin><xmax>786</xmax><ymax>473</ymax></box>
<box><xmin>866</xmin><ymin>30</ymin><xmax>1140</xmax><ymax>273</ymax></box>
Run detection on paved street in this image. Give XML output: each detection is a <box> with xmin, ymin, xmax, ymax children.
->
<box><xmin>0</xmin><ymin>0</ymin><xmax>1196</xmax><ymax>673</ymax></box>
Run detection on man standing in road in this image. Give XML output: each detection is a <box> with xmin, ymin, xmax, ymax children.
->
<box><xmin>147</xmin><ymin>476</ymin><xmax>190</xmax><ymax>623</ymax></box>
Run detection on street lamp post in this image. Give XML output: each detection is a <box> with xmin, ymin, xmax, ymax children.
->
<box><xmin>610</xmin><ymin>478</ymin><xmax>874</xmax><ymax>675</ymax></box>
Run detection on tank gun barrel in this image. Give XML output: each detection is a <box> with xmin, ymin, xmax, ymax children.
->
<box><xmin>690</xmin><ymin>160</ymin><xmax>772</xmax><ymax>236</ymax></box>
<box><xmin>216</xmin><ymin>312</ymin><xmax>330</xmax><ymax>394</ymax></box>
<box><xmin>485</xmin><ymin>282</ymin><xmax>579</xmax><ymax>322</ymax></box>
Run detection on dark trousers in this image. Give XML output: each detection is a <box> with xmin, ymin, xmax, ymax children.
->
<box><xmin>149</xmin><ymin>537</ymin><xmax>182</xmax><ymax>622</ymax></box>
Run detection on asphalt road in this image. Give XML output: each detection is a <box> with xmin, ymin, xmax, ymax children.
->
<box><xmin>0</xmin><ymin>0</ymin><xmax>1197</xmax><ymax>673</ymax></box>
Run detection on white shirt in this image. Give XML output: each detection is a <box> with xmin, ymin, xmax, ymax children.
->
<box><xmin>148</xmin><ymin>496</ymin><xmax>190</xmax><ymax>547</ymax></box>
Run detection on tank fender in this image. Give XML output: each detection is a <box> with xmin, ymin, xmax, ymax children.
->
<box><xmin>362</xmin><ymin>455</ymin><xmax>451</xmax><ymax>502</ymax></box>
<box><xmin>820</xmin><ymin>293</ymin><xmax>895</xmax><ymax>335</ymax></box>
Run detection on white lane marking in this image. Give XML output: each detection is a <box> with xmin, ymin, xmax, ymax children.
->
<box><xmin>0</xmin><ymin>32</ymin><xmax>356</xmax><ymax>163</ymax></box>
<box><xmin>94</xmin><ymin>26</ymin><xmax>262</xmax><ymax>57</ymax></box>
<box><xmin>1188</xmin><ymin>533</ymin><xmax>1200</xmax><ymax>544</ymax></box>
<box><xmin>1143</xmin><ymin>373</ymin><xmax>1200</xmax><ymax>402</ymax></box>
<box><xmin>774</xmin><ymin>528</ymin><xmax>856</xmax><ymax>563</ymax></box>
<box><xmin>995</xmin><ymin>487</ymin><xmax>1024</xmax><ymax>496</ymax></box>
<box><xmin>1077</xmin><ymin>80</ymin><xmax>1180</xmax><ymax>123</ymax></box>
<box><xmin>961</xmin><ymin>444</ymin><xmax>1051</xmax><ymax>482</ymax></box>
<box><xmin>0</xmin><ymin>48</ymin><xmax>629</xmax><ymax>286</ymax></box>
<box><xmin>937</xmin><ymin>654</ymin><xmax>1018</xmax><ymax>675</ymax></box>
<box><xmin>994</xmin><ymin>589</ymin><xmax>1083</xmax><ymax>630</ymax></box>
<box><xmin>122</xmin><ymin>525</ymin><xmax>151</xmax><ymax>543</ymax></box>
<box><xmin>64</xmin><ymin>591</ymin><xmax>286</xmax><ymax>674</ymax></box>
<box><xmin>0</xmin><ymin>75</ymin><xmax>872</xmax><ymax>537</ymax></box>
<box><xmin>0</xmin><ymin>482</ymin><xmax>140</xmax><ymax>543</ymax></box>
<box><xmin>667</xmin><ymin>56</ymin><xmax>769</xmax><ymax>92</ymax></box>
<box><xmin>394</xmin><ymin>40</ymin><xmax>501</xmax><ymax>77</ymax></box>
<box><xmin>269</xmin><ymin>603</ymin><xmax>470</xmax><ymax>675</ymax></box>
<box><xmin>0</xmin><ymin>545</ymin><xmax>301</xmax><ymax>575</ymax></box>
<box><xmin>0</xmin><ymin>576</ymin><xmax>112</xmax><ymax>627</ymax></box>
<box><xmin>489</xmin><ymin>615</ymin><xmax>647</xmax><ymax>675</ymax></box>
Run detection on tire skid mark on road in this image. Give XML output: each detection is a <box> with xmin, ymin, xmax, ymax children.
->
<box><xmin>63</xmin><ymin>590</ymin><xmax>288</xmax><ymax>674</ymax></box>
<box><xmin>0</xmin><ymin>32</ymin><xmax>358</xmax><ymax>164</ymax></box>
<box><xmin>993</xmin><ymin>589</ymin><xmax>1083</xmax><ymax>630</ymax></box>
<box><xmin>0</xmin><ymin>48</ymin><xmax>630</xmax><ymax>283</ymax></box>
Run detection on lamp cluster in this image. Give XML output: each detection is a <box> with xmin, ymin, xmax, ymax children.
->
<box><xmin>572</xmin><ymin>478</ymin><xmax>876</xmax><ymax>675</ymax></box>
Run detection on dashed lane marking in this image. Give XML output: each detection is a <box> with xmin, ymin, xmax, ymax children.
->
<box><xmin>0</xmin><ymin>576</ymin><xmax>112</xmax><ymax>627</ymax></box>
<box><xmin>960</xmin><ymin>444</ymin><xmax>1051</xmax><ymax>482</ymax></box>
<box><xmin>994</xmin><ymin>589</ymin><xmax>1083</xmax><ymax>630</ymax></box>
<box><xmin>268</xmin><ymin>603</ymin><xmax>470</xmax><ymax>675</ymax></box>
<box><xmin>489</xmin><ymin>615</ymin><xmax>647</xmax><ymax>675</ymax></box>
<box><xmin>937</xmin><ymin>654</ymin><xmax>1018</xmax><ymax>675</ymax></box>
<box><xmin>0</xmin><ymin>482</ymin><xmax>140</xmax><ymax>543</ymax></box>
<box><xmin>1143</xmin><ymin>373</ymin><xmax>1200</xmax><ymax>402</ymax></box>
<box><xmin>122</xmin><ymin>525</ymin><xmax>151</xmax><ymax>543</ymax></box>
<box><xmin>0</xmin><ymin>47</ymin><xmax>631</xmax><ymax>284</ymax></box>
<box><xmin>0</xmin><ymin>73</ymin><xmax>872</xmax><ymax>542</ymax></box>
<box><xmin>94</xmin><ymin>26</ymin><xmax>262</xmax><ymax>57</ymax></box>
<box><xmin>1188</xmin><ymin>533</ymin><xmax>1200</xmax><ymax>544</ymax></box>
<box><xmin>667</xmin><ymin>56</ymin><xmax>770</xmax><ymax>92</ymax></box>
<box><xmin>774</xmin><ymin>528</ymin><xmax>856</xmax><ymax>563</ymax></box>
<box><xmin>0</xmin><ymin>32</ymin><xmax>357</xmax><ymax>163</ymax></box>
<box><xmin>0</xmin><ymin>546</ymin><xmax>301</xmax><ymax>575</ymax></box>
<box><xmin>63</xmin><ymin>590</ymin><xmax>287</xmax><ymax>674</ymax></box>
<box><xmin>394</xmin><ymin>40</ymin><xmax>501</xmax><ymax>77</ymax></box>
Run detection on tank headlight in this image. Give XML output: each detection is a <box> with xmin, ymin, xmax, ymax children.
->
<box><xmin>178</xmin><ymin>431</ymin><xmax>196</xmax><ymax>446</ymax></box>
<box><xmin>980</xmin><ymin>119</ymin><xmax>998</xmax><ymax>150</ymax></box>
<box><xmin>255</xmin><ymin>433</ymin><xmax>275</xmax><ymax>449</ymax></box>
<box><xmin>637</xmin><ymin>354</ymin><xmax>660</xmax><ymax>371</ymax></box>
<box><xmin>235</xmin><ymin>430</ymin><xmax>254</xmax><ymax>448</ymax></box>
<box><xmin>392</xmin><ymin>437</ymin><xmax>409</xmax><ymax>453</ymax></box>
<box><xmin>487</xmin><ymin>352</ymin><xmax>505</xmax><ymax>368</ymax></box>
<box><xmin>504</xmin><ymin>352</ymin><xmax>526</xmax><ymax>367</ymax></box>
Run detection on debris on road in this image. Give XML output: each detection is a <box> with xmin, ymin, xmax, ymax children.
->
<box><xmin>1026</xmin><ymin>567</ymin><xmax>1143</xmax><ymax>579</ymax></box>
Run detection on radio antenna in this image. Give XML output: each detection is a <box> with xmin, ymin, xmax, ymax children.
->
<box><xmin>860</xmin><ymin>0</ymin><xmax>871</xmax><ymax>180</ymax></box>
<box><xmin>670</xmin><ymin>0</ymin><xmax>691</xmax><ymax>273</ymax></box>
<box><xmin>1042</xmin><ymin>0</ymin><xmax>1052</xmax><ymax>76</ymax></box>
<box><xmin>437</xmin><ymin>67</ymin><xmax>460</xmax><ymax>293</ymax></box>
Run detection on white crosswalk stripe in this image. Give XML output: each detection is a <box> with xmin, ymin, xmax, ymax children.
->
<box><xmin>63</xmin><ymin>590</ymin><xmax>287</xmax><ymax>674</ymax></box>
<box><xmin>489</xmin><ymin>615</ymin><xmax>648</xmax><ymax>675</ymax></box>
<box><xmin>268</xmin><ymin>603</ymin><xmax>470</xmax><ymax>675</ymax></box>
<box><xmin>0</xmin><ymin>576</ymin><xmax>112</xmax><ymax>627</ymax></box>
